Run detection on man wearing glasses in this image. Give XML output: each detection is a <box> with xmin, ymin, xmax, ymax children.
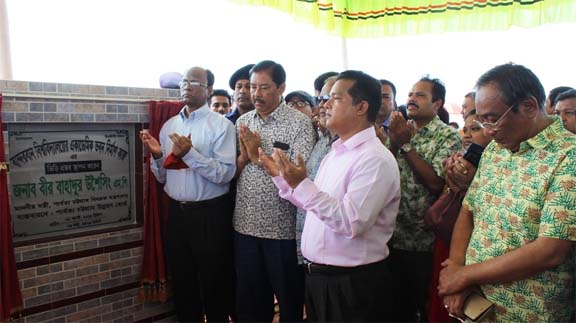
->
<box><xmin>554</xmin><ymin>89</ymin><xmax>576</xmax><ymax>134</ymax></box>
<box><xmin>285</xmin><ymin>90</ymin><xmax>316</xmax><ymax>119</ymax></box>
<box><xmin>141</xmin><ymin>66</ymin><xmax>237</xmax><ymax>322</ymax></box>
<box><xmin>439</xmin><ymin>63</ymin><xmax>576</xmax><ymax>322</ymax></box>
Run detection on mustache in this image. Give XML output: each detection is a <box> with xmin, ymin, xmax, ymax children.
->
<box><xmin>254</xmin><ymin>99</ymin><xmax>266</xmax><ymax>105</ymax></box>
<box><xmin>407</xmin><ymin>103</ymin><xmax>419</xmax><ymax>109</ymax></box>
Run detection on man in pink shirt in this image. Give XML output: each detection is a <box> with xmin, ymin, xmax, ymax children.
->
<box><xmin>259</xmin><ymin>70</ymin><xmax>401</xmax><ymax>322</ymax></box>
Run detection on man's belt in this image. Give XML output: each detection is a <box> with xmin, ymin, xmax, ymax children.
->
<box><xmin>172</xmin><ymin>194</ymin><xmax>228</xmax><ymax>211</ymax></box>
<box><xmin>303</xmin><ymin>258</ymin><xmax>386</xmax><ymax>275</ymax></box>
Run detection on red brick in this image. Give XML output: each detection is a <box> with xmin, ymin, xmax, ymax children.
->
<box><xmin>49</xmin><ymin>263</ymin><xmax>63</xmax><ymax>273</ymax></box>
<box><xmin>48</xmin><ymin>269</ymin><xmax>75</xmax><ymax>283</ymax></box>
<box><xmin>101</xmin><ymin>309</ymin><xmax>124</xmax><ymax>321</ymax></box>
<box><xmin>51</xmin><ymin>304</ymin><xmax>78</xmax><ymax>318</ymax></box>
<box><xmin>93</xmin><ymin>254</ymin><xmax>109</xmax><ymax>264</ymax></box>
<box><xmin>74</xmin><ymin>240</ymin><xmax>98</xmax><ymax>251</ymax></box>
<box><xmin>24</xmin><ymin>293</ymin><xmax>52</xmax><ymax>307</ymax></box>
<box><xmin>106</xmin><ymin>256</ymin><xmax>141</xmax><ymax>271</ymax></box>
<box><xmin>20</xmin><ymin>287</ymin><xmax>37</xmax><ymax>299</ymax></box>
<box><xmin>109</xmin><ymin>250</ymin><xmax>131</xmax><ymax>261</ymax></box>
<box><xmin>64</xmin><ymin>278</ymin><xmax>76</xmax><ymax>290</ymax></box>
<box><xmin>24</xmin><ymin>309</ymin><xmax>55</xmax><ymax>322</ymax></box>
<box><xmin>21</xmin><ymin>248</ymin><xmax>49</xmax><ymax>261</ymax></box>
<box><xmin>79</xmin><ymin>315</ymin><xmax>102</xmax><ymax>323</ymax></box>
<box><xmin>102</xmin><ymin>292</ymin><xmax>124</xmax><ymax>305</ymax></box>
<box><xmin>76</xmin><ymin>264</ymin><xmax>99</xmax><ymax>277</ymax></box>
<box><xmin>76</xmin><ymin>271</ymin><xmax>109</xmax><ymax>287</ymax></box>
<box><xmin>35</xmin><ymin>241</ymin><xmax>62</xmax><ymax>248</ymax></box>
<box><xmin>37</xmin><ymin>283</ymin><xmax>52</xmax><ymax>295</ymax></box>
<box><xmin>100</xmin><ymin>274</ymin><xmax>138</xmax><ymax>289</ymax></box>
<box><xmin>66</xmin><ymin>306</ymin><xmax>102</xmax><ymax>322</ymax></box>
<box><xmin>23</xmin><ymin>275</ymin><xmax>50</xmax><ymax>289</ymax></box>
<box><xmin>99</xmin><ymin>263</ymin><xmax>111</xmax><ymax>271</ymax></box>
<box><xmin>49</xmin><ymin>244</ymin><xmax>74</xmax><ymax>256</ymax></box>
<box><xmin>51</xmin><ymin>281</ymin><xmax>64</xmax><ymax>292</ymax></box>
<box><xmin>114</xmin><ymin>315</ymin><xmax>134</xmax><ymax>323</ymax></box>
<box><xmin>112</xmin><ymin>298</ymin><xmax>133</xmax><ymax>311</ymax></box>
<box><xmin>131</xmin><ymin>247</ymin><xmax>143</xmax><ymax>256</ymax></box>
<box><xmin>76</xmin><ymin>282</ymin><xmax>100</xmax><ymax>295</ymax></box>
<box><xmin>122</xmin><ymin>288</ymin><xmax>139</xmax><ymax>298</ymax></box>
<box><xmin>16</xmin><ymin>245</ymin><xmax>35</xmax><ymax>252</ymax></box>
<box><xmin>63</xmin><ymin>257</ymin><xmax>93</xmax><ymax>270</ymax></box>
<box><xmin>77</xmin><ymin>298</ymin><xmax>101</xmax><ymax>311</ymax></box>
<box><xmin>131</xmin><ymin>265</ymin><xmax>142</xmax><ymax>276</ymax></box>
<box><xmin>36</xmin><ymin>265</ymin><xmax>51</xmax><ymax>276</ymax></box>
<box><xmin>18</xmin><ymin>268</ymin><xmax>36</xmax><ymax>279</ymax></box>
<box><xmin>51</xmin><ymin>288</ymin><xmax>76</xmax><ymax>301</ymax></box>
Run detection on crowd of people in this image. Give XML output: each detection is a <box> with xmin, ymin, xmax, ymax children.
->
<box><xmin>140</xmin><ymin>60</ymin><xmax>575</xmax><ymax>323</ymax></box>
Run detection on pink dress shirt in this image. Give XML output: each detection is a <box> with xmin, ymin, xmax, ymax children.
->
<box><xmin>273</xmin><ymin>127</ymin><xmax>400</xmax><ymax>267</ymax></box>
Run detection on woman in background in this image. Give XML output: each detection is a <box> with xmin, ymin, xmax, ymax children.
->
<box><xmin>427</xmin><ymin>110</ymin><xmax>492</xmax><ymax>322</ymax></box>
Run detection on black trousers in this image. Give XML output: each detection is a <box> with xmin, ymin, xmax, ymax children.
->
<box><xmin>234</xmin><ymin>232</ymin><xmax>304</xmax><ymax>323</ymax></box>
<box><xmin>166</xmin><ymin>194</ymin><xmax>235</xmax><ymax>323</ymax></box>
<box><xmin>304</xmin><ymin>259</ymin><xmax>395</xmax><ymax>322</ymax></box>
<box><xmin>388</xmin><ymin>248</ymin><xmax>434</xmax><ymax>322</ymax></box>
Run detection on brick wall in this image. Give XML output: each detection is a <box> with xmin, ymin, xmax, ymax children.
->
<box><xmin>0</xmin><ymin>79</ymin><xmax>179</xmax><ymax>123</ymax></box>
<box><xmin>1</xmin><ymin>80</ymin><xmax>178</xmax><ymax>322</ymax></box>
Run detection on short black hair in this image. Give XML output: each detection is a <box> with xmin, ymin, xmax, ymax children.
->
<box><xmin>555</xmin><ymin>89</ymin><xmax>576</xmax><ymax>103</ymax></box>
<box><xmin>476</xmin><ymin>63</ymin><xmax>545</xmax><ymax>112</ymax></box>
<box><xmin>438</xmin><ymin>107</ymin><xmax>450</xmax><ymax>124</ymax></box>
<box><xmin>419</xmin><ymin>76</ymin><xmax>446</xmax><ymax>107</ymax></box>
<box><xmin>549</xmin><ymin>86</ymin><xmax>574</xmax><ymax>106</ymax></box>
<box><xmin>250</xmin><ymin>60</ymin><xmax>286</xmax><ymax>87</ymax></box>
<box><xmin>206</xmin><ymin>69</ymin><xmax>215</xmax><ymax>87</ymax></box>
<box><xmin>209</xmin><ymin>89</ymin><xmax>231</xmax><ymax>105</ymax></box>
<box><xmin>336</xmin><ymin>70</ymin><xmax>381</xmax><ymax>123</ymax></box>
<box><xmin>379</xmin><ymin>79</ymin><xmax>397</xmax><ymax>108</ymax></box>
<box><xmin>314</xmin><ymin>71</ymin><xmax>339</xmax><ymax>93</ymax></box>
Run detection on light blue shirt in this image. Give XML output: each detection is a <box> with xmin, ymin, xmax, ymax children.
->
<box><xmin>150</xmin><ymin>104</ymin><xmax>237</xmax><ymax>201</ymax></box>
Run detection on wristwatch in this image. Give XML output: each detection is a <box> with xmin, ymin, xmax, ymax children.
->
<box><xmin>400</xmin><ymin>143</ymin><xmax>413</xmax><ymax>154</ymax></box>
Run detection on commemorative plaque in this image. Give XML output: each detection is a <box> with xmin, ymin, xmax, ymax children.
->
<box><xmin>7</xmin><ymin>124</ymin><xmax>137</xmax><ymax>241</ymax></box>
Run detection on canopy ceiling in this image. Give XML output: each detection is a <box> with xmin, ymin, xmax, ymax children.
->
<box><xmin>230</xmin><ymin>0</ymin><xmax>576</xmax><ymax>37</ymax></box>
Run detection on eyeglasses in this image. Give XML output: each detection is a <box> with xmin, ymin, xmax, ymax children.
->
<box><xmin>475</xmin><ymin>104</ymin><xmax>515</xmax><ymax>131</ymax></box>
<box><xmin>179</xmin><ymin>80</ymin><xmax>208</xmax><ymax>88</ymax></box>
<box><xmin>316</xmin><ymin>95</ymin><xmax>330</xmax><ymax>103</ymax></box>
<box><xmin>287</xmin><ymin>101</ymin><xmax>310</xmax><ymax>108</ymax></box>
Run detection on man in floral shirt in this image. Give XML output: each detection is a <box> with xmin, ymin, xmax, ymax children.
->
<box><xmin>439</xmin><ymin>63</ymin><xmax>576</xmax><ymax>322</ymax></box>
<box><xmin>387</xmin><ymin>76</ymin><xmax>462</xmax><ymax>321</ymax></box>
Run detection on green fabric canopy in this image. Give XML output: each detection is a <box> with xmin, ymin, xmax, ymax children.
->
<box><xmin>229</xmin><ymin>0</ymin><xmax>576</xmax><ymax>37</ymax></box>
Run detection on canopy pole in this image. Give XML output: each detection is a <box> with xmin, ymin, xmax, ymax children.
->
<box><xmin>341</xmin><ymin>37</ymin><xmax>348</xmax><ymax>71</ymax></box>
<box><xmin>0</xmin><ymin>0</ymin><xmax>13</xmax><ymax>79</ymax></box>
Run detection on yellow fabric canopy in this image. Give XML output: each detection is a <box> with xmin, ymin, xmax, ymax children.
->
<box><xmin>229</xmin><ymin>0</ymin><xmax>576</xmax><ymax>37</ymax></box>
